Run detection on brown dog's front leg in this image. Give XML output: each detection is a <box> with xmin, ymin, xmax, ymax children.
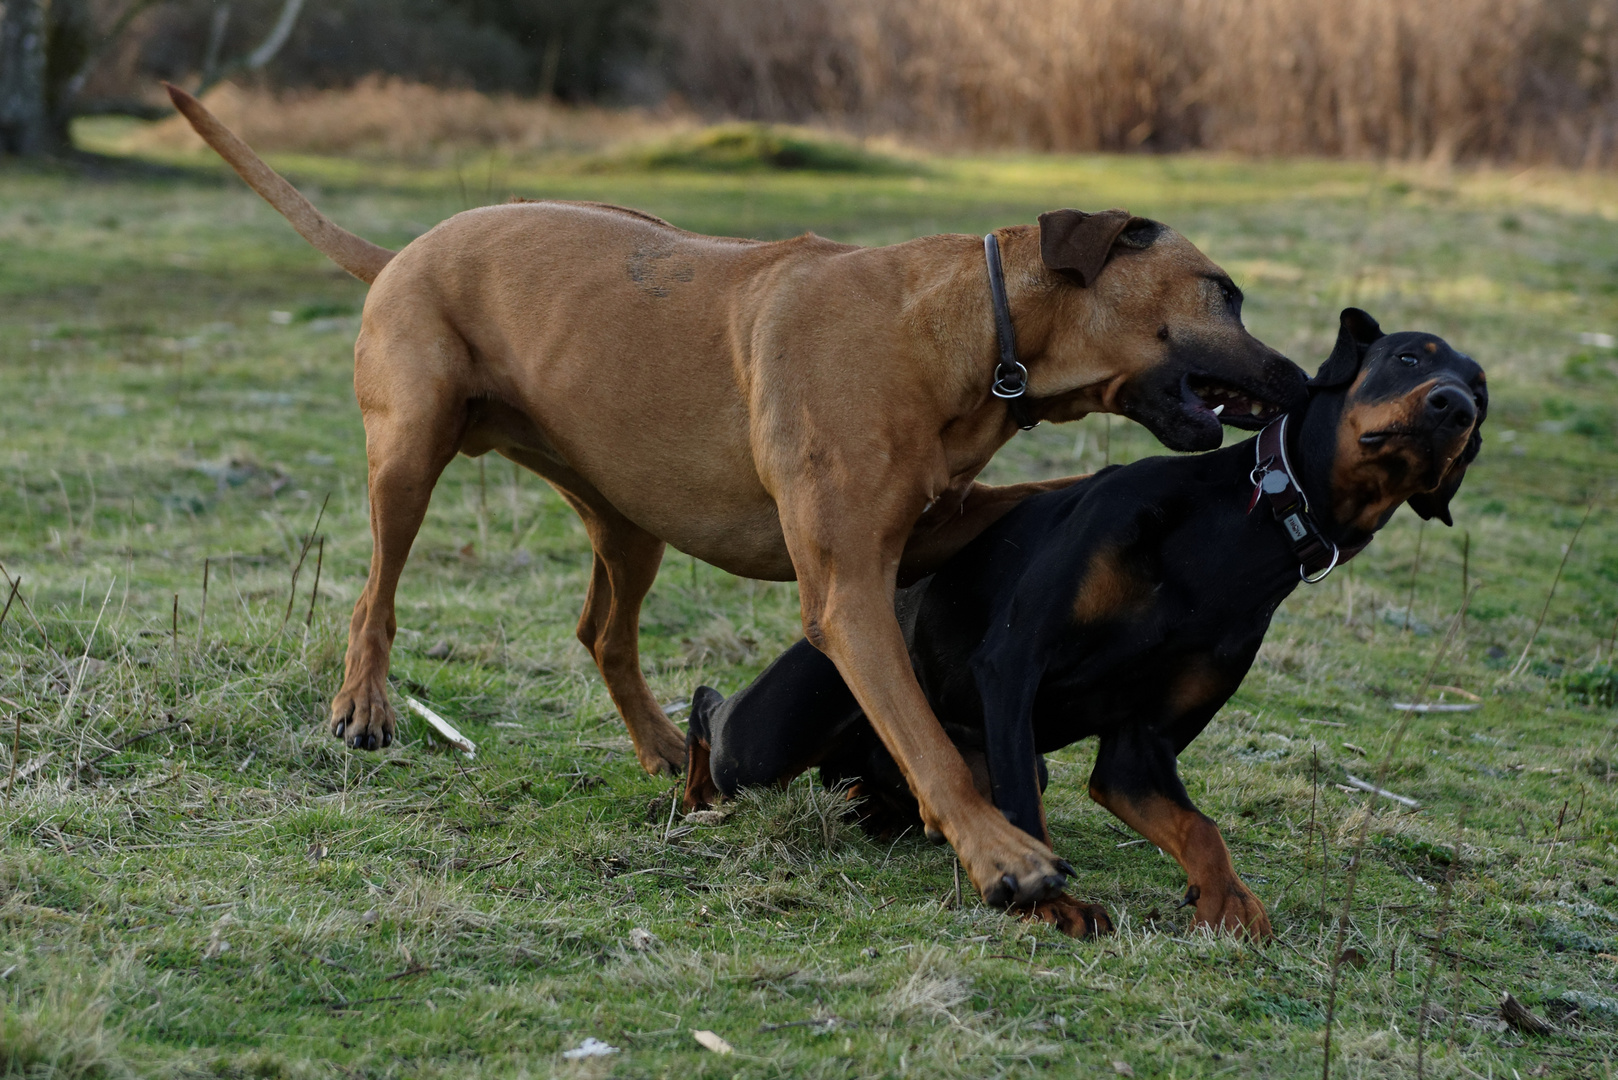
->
<box><xmin>792</xmin><ymin>553</ymin><xmax>1070</xmax><ymax>908</ymax></box>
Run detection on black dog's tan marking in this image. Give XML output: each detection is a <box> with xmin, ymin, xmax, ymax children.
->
<box><xmin>685</xmin><ymin>308</ymin><xmax>1485</xmax><ymax>939</ymax></box>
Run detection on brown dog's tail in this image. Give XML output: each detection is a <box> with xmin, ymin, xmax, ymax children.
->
<box><xmin>163</xmin><ymin>82</ymin><xmax>395</xmax><ymax>285</ymax></box>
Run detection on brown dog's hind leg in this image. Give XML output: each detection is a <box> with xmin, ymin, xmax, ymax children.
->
<box><xmin>332</xmin><ymin>396</ymin><xmax>463</xmax><ymax>751</ymax></box>
<box><xmin>566</xmin><ymin>499</ymin><xmax>686</xmax><ymax>775</ymax></box>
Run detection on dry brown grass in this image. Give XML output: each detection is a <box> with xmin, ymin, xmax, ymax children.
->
<box><xmin>131</xmin><ymin>77</ymin><xmax>690</xmax><ymax>161</ymax></box>
<box><xmin>659</xmin><ymin>0</ymin><xmax>1618</xmax><ymax>165</ymax></box>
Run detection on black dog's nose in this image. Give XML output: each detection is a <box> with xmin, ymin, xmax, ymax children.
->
<box><xmin>1426</xmin><ymin>384</ymin><xmax>1476</xmax><ymax>428</ymax></box>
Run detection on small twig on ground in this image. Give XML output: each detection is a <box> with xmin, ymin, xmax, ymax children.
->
<box><xmin>300</xmin><ymin>948</ymin><xmax>358</xmax><ymax>973</ymax></box>
<box><xmin>382</xmin><ymin>965</ymin><xmax>434</xmax><ymax>982</ymax></box>
<box><xmin>1342</xmin><ymin>773</ymin><xmax>1420</xmax><ymax>808</ymax></box>
<box><xmin>305</xmin><ymin>536</ymin><xmax>325</xmax><ymax>627</ymax></box>
<box><xmin>1508</xmin><ymin>500</ymin><xmax>1592</xmax><ymax>678</ymax></box>
<box><xmin>1404</xmin><ymin>520</ymin><xmax>1425</xmax><ymax>632</ymax></box>
<box><xmin>0</xmin><ymin>563</ymin><xmax>62</xmax><ymax>660</ymax></box>
<box><xmin>1539</xmin><ymin>799</ymin><xmax>1569</xmax><ymax>870</ymax></box>
<box><xmin>1416</xmin><ymin>810</ymin><xmax>1464</xmax><ymax>1079</ymax></box>
<box><xmin>59</xmin><ymin>578</ymin><xmax>115</xmax><ymax>741</ymax></box>
<box><xmin>663</xmin><ymin>778</ymin><xmax>681</xmax><ymax>842</ymax></box>
<box><xmin>0</xmin><ymin>575</ymin><xmax>19</xmax><ymax>635</ymax></box>
<box><xmin>82</xmin><ymin>718</ymin><xmax>191</xmax><ymax>771</ymax></box>
<box><xmin>5</xmin><ymin>708</ymin><xmax>20</xmax><ymax>805</ymax></box>
<box><xmin>199</xmin><ymin>557</ymin><xmax>210</xmax><ymax>639</ymax></box>
<box><xmin>469</xmin><ymin>850</ymin><xmax>523</xmax><ymax>873</ymax></box>
<box><xmin>326</xmin><ymin>994</ymin><xmax>404</xmax><ymax>1011</ymax></box>
<box><xmin>1459</xmin><ymin>531</ymin><xmax>1470</xmax><ymax>633</ymax></box>
<box><xmin>1309</xmin><ymin>749</ymin><xmax>1320</xmax><ymax>921</ymax></box>
<box><xmin>281</xmin><ymin>493</ymin><xmax>329</xmax><ymax>631</ymax></box>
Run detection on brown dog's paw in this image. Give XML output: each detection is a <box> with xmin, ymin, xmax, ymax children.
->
<box><xmin>1015</xmin><ymin>892</ymin><xmax>1114</xmax><ymax>938</ymax></box>
<box><xmin>1187</xmin><ymin>881</ymin><xmax>1272</xmax><ymax>940</ymax></box>
<box><xmin>631</xmin><ymin>721</ymin><xmax>687</xmax><ymax>777</ymax></box>
<box><xmin>330</xmin><ymin>681</ymin><xmax>395</xmax><ymax>751</ymax></box>
<box><xmin>953</xmin><ymin>817</ymin><xmax>1072</xmax><ymax>908</ymax></box>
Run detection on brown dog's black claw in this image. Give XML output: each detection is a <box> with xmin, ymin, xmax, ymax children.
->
<box><xmin>984</xmin><ymin>874</ymin><xmax>1015</xmax><ymax>908</ymax></box>
<box><xmin>1041</xmin><ymin>874</ymin><xmax>1066</xmax><ymax>895</ymax></box>
<box><xmin>1175</xmin><ymin>884</ymin><xmax>1201</xmax><ymax>910</ymax></box>
<box><xmin>335</xmin><ymin>720</ymin><xmax>347</xmax><ymax>738</ymax></box>
<box><xmin>381</xmin><ymin>729</ymin><xmax>392</xmax><ymax>748</ymax></box>
<box><xmin>1055</xmin><ymin>859</ymin><xmax>1074</xmax><ymax>877</ymax></box>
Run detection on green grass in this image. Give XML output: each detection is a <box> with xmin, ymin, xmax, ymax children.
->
<box><xmin>2</xmin><ymin>131</ymin><xmax>1618</xmax><ymax>1077</ymax></box>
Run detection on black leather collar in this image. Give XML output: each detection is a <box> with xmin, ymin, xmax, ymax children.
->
<box><xmin>983</xmin><ymin>233</ymin><xmax>1037</xmax><ymax>430</ymax></box>
<box><xmin>1248</xmin><ymin>416</ymin><xmax>1368</xmax><ymax>582</ymax></box>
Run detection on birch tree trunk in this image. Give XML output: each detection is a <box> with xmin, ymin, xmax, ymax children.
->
<box><xmin>0</xmin><ymin>0</ymin><xmax>53</xmax><ymax>155</ymax></box>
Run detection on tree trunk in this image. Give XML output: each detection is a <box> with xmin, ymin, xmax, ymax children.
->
<box><xmin>45</xmin><ymin>0</ymin><xmax>93</xmax><ymax>146</ymax></box>
<box><xmin>0</xmin><ymin>0</ymin><xmax>53</xmax><ymax>155</ymax></box>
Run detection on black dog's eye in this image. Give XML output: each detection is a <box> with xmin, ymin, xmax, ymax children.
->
<box><xmin>1397</xmin><ymin>352</ymin><xmax>1420</xmax><ymax>366</ymax></box>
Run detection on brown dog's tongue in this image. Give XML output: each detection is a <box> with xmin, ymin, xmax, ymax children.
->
<box><xmin>1037</xmin><ymin>209</ymin><xmax>1134</xmax><ymax>287</ymax></box>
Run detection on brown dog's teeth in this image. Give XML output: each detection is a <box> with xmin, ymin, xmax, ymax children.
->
<box><xmin>1249</xmin><ymin>402</ymin><xmax>1262</xmax><ymax>416</ymax></box>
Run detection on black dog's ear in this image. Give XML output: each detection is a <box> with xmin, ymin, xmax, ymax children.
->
<box><xmin>1310</xmin><ymin>308</ymin><xmax>1385</xmax><ymax>389</ymax></box>
<box><xmin>1407</xmin><ymin>376</ymin><xmax>1487</xmax><ymax>526</ymax></box>
<box><xmin>1038</xmin><ymin>209</ymin><xmax>1144</xmax><ymax>286</ymax></box>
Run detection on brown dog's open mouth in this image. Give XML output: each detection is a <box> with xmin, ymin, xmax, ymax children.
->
<box><xmin>1184</xmin><ymin>375</ymin><xmax>1286</xmax><ymax>430</ymax></box>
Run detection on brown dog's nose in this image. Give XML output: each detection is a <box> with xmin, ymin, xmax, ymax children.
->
<box><xmin>1425</xmin><ymin>384</ymin><xmax>1476</xmax><ymax>429</ymax></box>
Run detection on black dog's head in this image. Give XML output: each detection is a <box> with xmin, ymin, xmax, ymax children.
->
<box><xmin>1306</xmin><ymin>308</ymin><xmax>1487</xmax><ymax>533</ymax></box>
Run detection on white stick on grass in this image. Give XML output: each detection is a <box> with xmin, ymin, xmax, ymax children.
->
<box><xmin>403</xmin><ymin>695</ymin><xmax>476</xmax><ymax>759</ymax></box>
<box><xmin>1343</xmin><ymin>773</ymin><xmax>1421</xmax><ymax>808</ymax></box>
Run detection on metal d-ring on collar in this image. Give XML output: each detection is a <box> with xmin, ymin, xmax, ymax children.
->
<box><xmin>983</xmin><ymin>233</ymin><xmax>1038</xmax><ymax>430</ymax></box>
<box><xmin>1248</xmin><ymin>414</ymin><xmax>1342</xmax><ymax>584</ymax></box>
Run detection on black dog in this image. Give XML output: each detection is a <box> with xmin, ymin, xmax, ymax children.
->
<box><xmin>682</xmin><ymin>309</ymin><xmax>1485</xmax><ymax>939</ymax></box>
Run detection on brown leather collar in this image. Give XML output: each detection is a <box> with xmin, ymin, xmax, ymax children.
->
<box><xmin>1248</xmin><ymin>416</ymin><xmax>1368</xmax><ymax>583</ymax></box>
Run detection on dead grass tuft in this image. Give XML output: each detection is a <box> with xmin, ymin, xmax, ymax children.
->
<box><xmin>725</xmin><ymin>780</ymin><xmax>857</xmax><ymax>863</ymax></box>
<box><xmin>0</xmin><ymin>969</ymin><xmax>134</xmax><ymax>1080</ymax></box>
<box><xmin>886</xmin><ymin>946</ymin><xmax>974</xmax><ymax>1022</ymax></box>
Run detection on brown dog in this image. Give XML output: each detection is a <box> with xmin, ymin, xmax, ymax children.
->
<box><xmin>166</xmin><ymin>84</ymin><xmax>1304</xmax><ymax>908</ymax></box>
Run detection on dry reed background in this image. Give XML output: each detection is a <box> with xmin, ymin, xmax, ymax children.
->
<box><xmin>658</xmin><ymin>0</ymin><xmax>1618</xmax><ymax>165</ymax></box>
<box><xmin>116</xmin><ymin>0</ymin><xmax>1618</xmax><ymax>166</ymax></box>
<box><xmin>131</xmin><ymin>77</ymin><xmax>686</xmax><ymax>159</ymax></box>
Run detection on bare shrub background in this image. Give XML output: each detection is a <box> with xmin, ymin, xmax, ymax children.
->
<box><xmin>657</xmin><ymin>0</ymin><xmax>1618</xmax><ymax>165</ymax></box>
<box><xmin>130</xmin><ymin>77</ymin><xmax>684</xmax><ymax>159</ymax></box>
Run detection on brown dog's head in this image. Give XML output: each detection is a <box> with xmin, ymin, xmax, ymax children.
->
<box><xmin>1034</xmin><ymin>208</ymin><xmax>1307</xmax><ymax>452</ymax></box>
<box><xmin>1303</xmin><ymin>308</ymin><xmax>1487</xmax><ymax>533</ymax></box>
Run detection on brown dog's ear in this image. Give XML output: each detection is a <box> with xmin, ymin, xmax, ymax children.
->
<box><xmin>1310</xmin><ymin>308</ymin><xmax>1384</xmax><ymax>389</ymax></box>
<box><xmin>1037</xmin><ymin>209</ymin><xmax>1140</xmax><ymax>286</ymax></box>
<box><xmin>1406</xmin><ymin>377</ymin><xmax>1487</xmax><ymax>526</ymax></box>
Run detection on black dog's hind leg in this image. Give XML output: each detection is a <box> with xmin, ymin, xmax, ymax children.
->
<box><xmin>1087</xmin><ymin>723</ymin><xmax>1271</xmax><ymax>938</ymax></box>
<box><xmin>683</xmin><ymin>638</ymin><xmax>867</xmax><ymax>809</ymax></box>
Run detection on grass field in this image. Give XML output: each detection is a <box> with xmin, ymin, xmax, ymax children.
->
<box><xmin>3</xmin><ymin>124</ymin><xmax>1618</xmax><ymax>1078</ymax></box>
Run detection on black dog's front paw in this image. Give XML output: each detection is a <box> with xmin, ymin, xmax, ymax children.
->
<box><xmin>1016</xmin><ymin>893</ymin><xmax>1114</xmax><ymax>938</ymax></box>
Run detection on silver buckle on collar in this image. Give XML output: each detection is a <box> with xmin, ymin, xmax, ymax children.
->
<box><xmin>1301</xmin><ymin>542</ymin><xmax>1341</xmax><ymax>584</ymax></box>
<box><xmin>991</xmin><ymin>362</ymin><xmax>1029</xmax><ymax>399</ymax></box>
